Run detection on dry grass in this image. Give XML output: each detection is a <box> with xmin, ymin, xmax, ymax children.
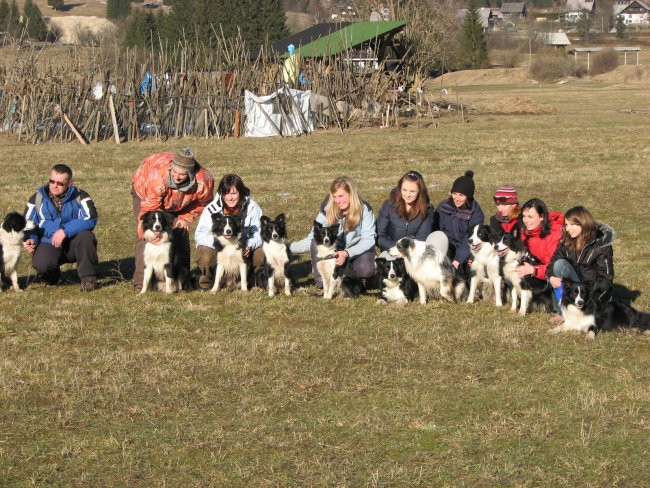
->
<box><xmin>1</xmin><ymin>81</ymin><xmax>649</xmax><ymax>487</ymax></box>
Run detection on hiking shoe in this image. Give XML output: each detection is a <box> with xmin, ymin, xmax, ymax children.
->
<box><xmin>80</xmin><ymin>281</ymin><xmax>97</xmax><ymax>292</ymax></box>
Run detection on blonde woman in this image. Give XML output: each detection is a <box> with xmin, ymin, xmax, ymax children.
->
<box><xmin>290</xmin><ymin>177</ymin><xmax>376</xmax><ymax>293</ymax></box>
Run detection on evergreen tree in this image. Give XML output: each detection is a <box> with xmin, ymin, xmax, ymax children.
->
<box><xmin>23</xmin><ymin>0</ymin><xmax>47</xmax><ymax>40</ymax></box>
<box><xmin>106</xmin><ymin>0</ymin><xmax>131</xmax><ymax>20</ymax></box>
<box><xmin>459</xmin><ymin>0</ymin><xmax>488</xmax><ymax>69</ymax></box>
<box><xmin>0</xmin><ymin>0</ymin><xmax>9</xmax><ymax>32</ymax></box>
<box><xmin>576</xmin><ymin>8</ymin><xmax>594</xmax><ymax>45</ymax></box>
<box><xmin>7</xmin><ymin>0</ymin><xmax>20</xmax><ymax>36</ymax></box>
<box><xmin>615</xmin><ymin>15</ymin><xmax>626</xmax><ymax>39</ymax></box>
<box><xmin>124</xmin><ymin>9</ymin><xmax>157</xmax><ymax>47</ymax></box>
<box><xmin>48</xmin><ymin>0</ymin><xmax>65</xmax><ymax>10</ymax></box>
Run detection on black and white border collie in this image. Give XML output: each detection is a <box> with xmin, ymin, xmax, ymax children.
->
<box><xmin>313</xmin><ymin>221</ymin><xmax>342</xmax><ymax>299</ymax></box>
<box><xmin>140</xmin><ymin>211</ymin><xmax>188</xmax><ymax>294</ymax></box>
<box><xmin>550</xmin><ymin>280</ymin><xmax>650</xmax><ymax>340</ymax></box>
<box><xmin>388</xmin><ymin>237</ymin><xmax>466</xmax><ymax>304</ymax></box>
<box><xmin>467</xmin><ymin>224</ymin><xmax>503</xmax><ymax>306</ymax></box>
<box><xmin>210</xmin><ymin>213</ymin><xmax>248</xmax><ymax>293</ymax></box>
<box><xmin>493</xmin><ymin>232</ymin><xmax>553</xmax><ymax>315</ymax></box>
<box><xmin>256</xmin><ymin>213</ymin><xmax>293</xmax><ymax>297</ymax></box>
<box><xmin>0</xmin><ymin>212</ymin><xmax>33</xmax><ymax>292</ymax></box>
<box><xmin>375</xmin><ymin>257</ymin><xmax>418</xmax><ymax>305</ymax></box>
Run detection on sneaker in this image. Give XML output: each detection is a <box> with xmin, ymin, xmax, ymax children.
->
<box><xmin>80</xmin><ymin>281</ymin><xmax>97</xmax><ymax>292</ymax></box>
<box><xmin>548</xmin><ymin>314</ymin><xmax>564</xmax><ymax>325</ymax></box>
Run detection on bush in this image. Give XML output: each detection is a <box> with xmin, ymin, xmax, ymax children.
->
<box><xmin>529</xmin><ymin>54</ymin><xmax>578</xmax><ymax>80</ymax></box>
<box><xmin>491</xmin><ymin>49</ymin><xmax>523</xmax><ymax>68</ymax></box>
<box><xmin>590</xmin><ymin>49</ymin><xmax>618</xmax><ymax>75</ymax></box>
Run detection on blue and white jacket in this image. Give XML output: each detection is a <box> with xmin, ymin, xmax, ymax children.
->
<box><xmin>290</xmin><ymin>197</ymin><xmax>376</xmax><ymax>259</ymax></box>
<box><xmin>24</xmin><ymin>185</ymin><xmax>97</xmax><ymax>245</ymax></box>
<box><xmin>194</xmin><ymin>195</ymin><xmax>263</xmax><ymax>250</ymax></box>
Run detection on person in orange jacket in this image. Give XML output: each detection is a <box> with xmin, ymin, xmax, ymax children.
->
<box><xmin>131</xmin><ymin>148</ymin><xmax>214</xmax><ymax>291</ymax></box>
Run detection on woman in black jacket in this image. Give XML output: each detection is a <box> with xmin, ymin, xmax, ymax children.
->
<box><xmin>547</xmin><ymin>206</ymin><xmax>615</xmax><ymax>323</ymax></box>
<box><xmin>376</xmin><ymin>171</ymin><xmax>438</xmax><ymax>255</ymax></box>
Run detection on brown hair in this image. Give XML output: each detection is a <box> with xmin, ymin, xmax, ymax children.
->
<box><xmin>393</xmin><ymin>170</ymin><xmax>429</xmax><ymax>221</ymax></box>
<box><xmin>562</xmin><ymin>206</ymin><xmax>597</xmax><ymax>252</ymax></box>
<box><xmin>325</xmin><ymin>177</ymin><xmax>363</xmax><ymax>231</ymax></box>
<box><xmin>505</xmin><ymin>204</ymin><xmax>521</xmax><ymax>221</ymax></box>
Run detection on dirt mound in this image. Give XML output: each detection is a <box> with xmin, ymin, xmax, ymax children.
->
<box><xmin>428</xmin><ymin>68</ymin><xmax>533</xmax><ymax>87</ymax></box>
<box><xmin>48</xmin><ymin>16</ymin><xmax>117</xmax><ymax>44</ymax></box>
<box><xmin>485</xmin><ymin>96</ymin><xmax>558</xmax><ymax>114</ymax></box>
<box><xmin>591</xmin><ymin>65</ymin><xmax>650</xmax><ymax>84</ymax></box>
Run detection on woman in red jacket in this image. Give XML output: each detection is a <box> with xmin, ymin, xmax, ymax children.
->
<box><xmin>517</xmin><ymin>199</ymin><xmax>564</xmax><ymax>319</ymax></box>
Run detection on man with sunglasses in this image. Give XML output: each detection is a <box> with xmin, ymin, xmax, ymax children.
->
<box><xmin>23</xmin><ymin>164</ymin><xmax>99</xmax><ymax>291</ymax></box>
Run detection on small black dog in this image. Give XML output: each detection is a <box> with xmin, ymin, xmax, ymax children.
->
<box><xmin>255</xmin><ymin>213</ymin><xmax>294</xmax><ymax>297</ymax></box>
<box><xmin>550</xmin><ymin>279</ymin><xmax>650</xmax><ymax>340</ymax></box>
<box><xmin>375</xmin><ymin>257</ymin><xmax>417</xmax><ymax>305</ymax></box>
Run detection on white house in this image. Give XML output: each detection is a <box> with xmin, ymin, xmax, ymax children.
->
<box><xmin>565</xmin><ymin>0</ymin><xmax>595</xmax><ymax>22</ymax></box>
<box><xmin>615</xmin><ymin>0</ymin><xmax>650</xmax><ymax>25</ymax></box>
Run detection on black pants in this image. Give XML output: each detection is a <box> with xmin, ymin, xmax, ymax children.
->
<box><xmin>32</xmin><ymin>230</ymin><xmax>98</xmax><ymax>284</ymax></box>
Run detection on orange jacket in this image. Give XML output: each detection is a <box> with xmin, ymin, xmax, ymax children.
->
<box><xmin>132</xmin><ymin>152</ymin><xmax>214</xmax><ymax>237</ymax></box>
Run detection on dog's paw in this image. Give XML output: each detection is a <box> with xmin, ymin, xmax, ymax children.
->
<box><xmin>586</xmin><ymin>330</ymin><xmax>596</xmax><ymax>341</ymax></box>
<box><xmin>375</xmin><ymin>298</ymin><xmax>387</xmax><ymax>305</ymax></box>
<box><xmin>547</xmin><ymin>326</ymin><xmax>562</xmax><ymax>334</ymax></box>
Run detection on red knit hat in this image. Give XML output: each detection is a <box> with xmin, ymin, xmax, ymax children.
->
<box><xmin>494</xmin><ymin>185</ymin><xmax>518</xmax><ymax>204</ymax></box>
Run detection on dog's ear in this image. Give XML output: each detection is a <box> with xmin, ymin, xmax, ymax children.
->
<box><xmin>211</xmin><ymin>212</ymin><xmax>224</xmax><ymax>223</ymax></box>
<box><xmin>260</xmin><ymin>215</ymin><xmax>270</xmax><ymax>227</ymax></box>
<box><xmin>561</xmin><ymin>277</ymin><xmax>574</xmax><ymax>288</ymax></box>
<box><xmin>375</xmin><ymin>257</ymin><xmax>386</xmax><ymax>267</ymax></box>
<box><xmin>140</xmin><ymin>211</ymin><xmax>151</xmax><ymax>222</ymax></box>
<box><xmin>313</xmin><ymin>220</ymin><xmax>322</xmax><ymax>229</ymax></box>
<box><xmin>275</xmin><ymin>213</ymin><xmax>285</xmax><ymax>223</ymax></box>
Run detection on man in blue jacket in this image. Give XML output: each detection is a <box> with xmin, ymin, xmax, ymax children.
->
<box><xmin>23</xmin><ymin>164</ymin><xmax>99</xmax><ymax>291</ymax></box>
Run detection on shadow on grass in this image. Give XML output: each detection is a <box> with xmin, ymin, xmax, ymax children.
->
<box><xmin>291</xmin><ymin>258</ymin><xmax>315</xmax><ymax>288</ymax></box>
<box><xmin>612</xmin><ymin>283</ymin><xmax>642</xmax><ymax>304</ymax></box>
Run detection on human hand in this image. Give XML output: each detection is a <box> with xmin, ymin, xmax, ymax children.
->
<box><xmin>52</xmin><ymin>229</ymin><xmax>66</xmax><ymax>248</ymax></box>
<box><xmin>549</xmin><ymin>276</ymin><xmax>562</xmax><ymax>288</ymax></box>
<box><xmin>23</xmin><ymin>238</ymin><xmax>36</xmax><ymax>254</ymax></box>
<box><xmin>173</xmin><ymin>218</ymin><xmax>189</xmax><ymax>230</ymax></box>
<box><xmin>452</xmin><ymin>260</ymin><xmax>460</xmax><ymax>269</ymax></box>
<box><xmin>516</xmin><ymin>263</ymin><xmax>534</xmax><ymax>277</ymax></box>
<box><xmin>334</xmin><ymin>250</ymin><xmax>348</xmax><ymax>266</ymax></box>
<box><xmin>243</xmin><ymin>246</ymin><xmax>251</xmax><ymax>258</ymax></box>
<box><xmin>145</xmin><ymin>235</ymin><xmax>161</xmax><ymax>245</ymax></box>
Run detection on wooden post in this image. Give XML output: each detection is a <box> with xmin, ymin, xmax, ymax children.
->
<box><xmin>204</xmin><ymin>108</ymin><xmax>209</xmax><ymax>139</ymax></box>
<box><xmin>94</xmin><ymin>111</ymin><xmax>101</xmax><ymax>142</ymax></box>
<box><xmin>108</xmin><ymin>95</ymin><xmax>120</xmax><ymax>144</ymax></box>
<box><xmin>234</xmin><ymin>109</ymin><xmax>240</xmax><ymax>139</ymax></box>
<box><xmin>61</xmin><ymin>111</ymin><xmax>89</xmax><ymax>145</ymax></box>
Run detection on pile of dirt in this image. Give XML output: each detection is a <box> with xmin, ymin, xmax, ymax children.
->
<box><xmin>591</xmin><ymin>65</ymin><xmax>650</xmax><ymax>84</ymax></box>
<box><xmin>484</xmin><ymin>96</ymin><xmax>558</xmax><ymax>115</ymax></box>
<box><xmin>427</xmin><ymin>68</ymin><xmax>533</xmax><ymax>87</ymax></box>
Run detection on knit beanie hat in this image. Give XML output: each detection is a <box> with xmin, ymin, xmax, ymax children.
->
<box><xmin>493</xmin><ymin>185</ymin><xmax>518</xmax><ymax>204</ymax></box>
<box><xmin>172</xmin><ymin>148</ymin><xmax>197</xmax><ymax>173</ymax></box>
<box><xmin>450</xmin><ymin>170</ymin><xmax>475</xmax><ymax>199</ymax></box>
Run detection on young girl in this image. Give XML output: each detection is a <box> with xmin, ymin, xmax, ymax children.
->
<box><xmin>547</xmin><ymin>206</ymin><xmax>615</xmax><ymax>322</ymax></box>
<box><xmin>376</xmin><ymin>170</ymin><xmax>435</xmax><ymax>253</ymax></box>
<box><xmin>433</xmin><ymin>170</ymin><xmax>485</xmax><ymax>276</ymax></box>
<box><xmin>490</xmin><ymin>185</ymin><xmax>521</xmax><ymax>235</ymax></box>
<box><xmin>290</xmin><ymin>177</ymin><xmax>376</xmax><ymax>292</ymax></box>
<box><xmin>517</xmin><ymin>198</ymin><xmax>563</xmax><ymax>282</ymax></box>
<box><xmin>194</xmin><ymin>174</ymin><xmax>264</xmax><ymax>290</ymax></box>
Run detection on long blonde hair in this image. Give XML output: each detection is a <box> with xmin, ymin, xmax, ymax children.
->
<box><xmin>325</xmin><ymin>177</ymin><xmax>363</xmax><ymax>231</ymax></box>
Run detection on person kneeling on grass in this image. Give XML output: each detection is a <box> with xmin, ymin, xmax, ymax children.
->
<box><xmin>290</xmin><ymin>176</ymin><xmax>376</xmax><ymax>295</ymax></box>
<box><xmin>23</xmin><ymin>164</ymin><xmax>99</xmax><ymax>291</ymax></box>
<box><xmin>546</xmin><ymin>206</ymin><xmax>615</xmax><ymax>324</ymax></box>
<box><xmin>194</xmin><ymin>174</ymin><xmax>264</xmax><ymax>290</ymax></box>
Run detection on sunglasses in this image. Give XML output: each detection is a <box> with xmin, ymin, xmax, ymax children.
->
<box><xmin>49</xmin><ymin>179</ymin><xmax>69</xmax><ymax>187</ymax></box>
<box><xmin>494</xmin><ymin>197</ymin><xmax>517</xmax><ymax>204</ymax></box>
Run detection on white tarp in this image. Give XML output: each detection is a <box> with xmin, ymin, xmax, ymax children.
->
<box><xmin>244</xmin><ymin>87</ymin><xmax>313</xmax><ymax>138</ymax></box>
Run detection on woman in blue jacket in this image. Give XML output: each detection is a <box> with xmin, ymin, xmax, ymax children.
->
<box><xmin>434</xmin><ymin>170</ymin><xmax>485</xmax><ymax>277</ymax></box>
<box><xmin>376</xmin><ymin>170</ymin><xmax>435</xmax><ymax>254</ymax></box>
<box><xmin>290</xmin><ymin>177</ymin><xmax>376</xmax><ymax>292</ymax></box>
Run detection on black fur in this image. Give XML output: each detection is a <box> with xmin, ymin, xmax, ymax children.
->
<box><xmin>333</xmin><ymin>261</ymin><xmax>364</xmax><ymax>298</ymax></box>
<box><xmin>313</xmin><ymin>220</ymin><xmax>339</xmax><ymax>250</ymax></box>
<box><xmin>211</xmin><ymin>213</ymin><xmax>246</xmax><ymax>251</ymax></box>
<box><xmin>2</xmin><ymin>212</ymin><xmax>27</xmax><ymax>233</ymax></box>
<box><xmin>1</xmin><ymin>212</ymin><xmax>30</xmax><ymax>291</ymax></box>
<box><xmin>255</xmin><ymin>213</ymin><xmax>294</xmax><ymax>295</ymax></box>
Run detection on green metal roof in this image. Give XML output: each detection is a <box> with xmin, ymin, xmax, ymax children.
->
<box><xmin>293</xmin><ymin>21</ymin><xmax>408</xmax><ymax>58</ymax></box>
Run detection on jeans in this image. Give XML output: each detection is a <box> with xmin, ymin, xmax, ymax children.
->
<box><xmin>551</xmin><ymin>259</ymin><xmax>580</xmax><ymax>313</ymax></box>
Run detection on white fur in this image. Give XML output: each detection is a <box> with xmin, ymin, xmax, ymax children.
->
<box><xmin>211</xmin><ymin>235</ymin><xmax>248</xmax><ymax>293</ymax></box>
<box><xmin>316</xmin><ymin>242</ymin><xmax>341</xmax><ymax>300</ymax></box>
<box><xmin>140</xmin><ymin>229</ymin><xmax>177</xmax><ymax>294</ymax></box>
<box><xmin>467</xmin><ymin>226</ymin><xmax>502</xmax><ymax>306</ymax></box>
<box><xmin>263</xmin><ymin>239</ymin><xmax>291</xmax><ymax>297</ymax></box>
<box><xmin>549</xmin><ymin>287</ymin><xmax>596</xmax><ymax>339</ymax></box>
<box><xmin>0</xmin><ymin>227</ymin><xmax>25</xmax><ymax>292</ymax></box>
<box><xmin>495</xmin><ymin>237</ymin><xmax>530</xmax><ymax>316</ymax></box>
<box><xmin>389</xmin><ymin>239</ymin><xmax>456</xmax><ymax>304</ymax></box>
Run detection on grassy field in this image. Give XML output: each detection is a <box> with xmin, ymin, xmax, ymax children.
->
<box><xmin>1</xmin><ymin>81</ymin><xmax>649</xmax><ymax>487</ymax></box>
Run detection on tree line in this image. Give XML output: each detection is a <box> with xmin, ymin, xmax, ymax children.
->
<box><xmin>0</xmin><ymin>0</ymin><xmax>49</xmax><ymax>41</ymax></box>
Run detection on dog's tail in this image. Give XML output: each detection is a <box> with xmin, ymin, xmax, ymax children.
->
<box><xmin>453</xmin><ymin>276</ymin><xmax>468</xmax><ymax>302</ymax></box>
<box><xmin>632</xmin><ymin>311</ymin><xmax>650</xmax><ymax>330</ymax></box>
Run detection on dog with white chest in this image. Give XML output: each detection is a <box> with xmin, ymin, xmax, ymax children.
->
<box><xmin>467</xmin><ymin>224</ymin><xmax>503</xmax><ymax>306</ymax></box>
<box><xmin>0</xmin><ymin>212</ymin><xmax>33</xmax><ymax>292</ymax></box>
<box><xmin>210</xmin><ymin>213</ymin><xmax>248</xmax><ymax>293</ymax></box>
<box><xmin>140</xmin><ymin>210</ymin><xmax>188</xmax><ymax>293</ymax></box>
<box><xmin>256</xmin><ymin>213</ymin><xmax>293</xmax><ymax>297</ymax></box>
